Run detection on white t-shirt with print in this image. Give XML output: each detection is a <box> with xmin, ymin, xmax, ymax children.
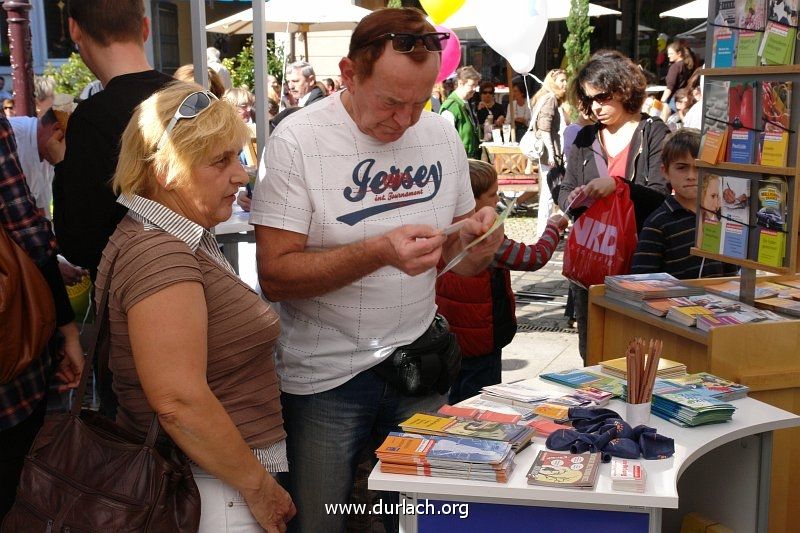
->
<box><xmin>250</xmin><ymin>91</ymin><xmax>475</xmax><ymax>395</ymax></box>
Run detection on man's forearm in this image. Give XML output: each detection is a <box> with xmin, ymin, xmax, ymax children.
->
<box><xmin>258</xmin><ymin>234</ymin><xmax>389</xmax><ymax>301</ymax></box>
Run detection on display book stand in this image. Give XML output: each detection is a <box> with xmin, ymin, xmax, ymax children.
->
<box><xmin>587</xmin><ymin>4</ymin><xmax>800</xmax><ymax>529</ymax></box>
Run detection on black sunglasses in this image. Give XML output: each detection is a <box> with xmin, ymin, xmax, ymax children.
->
<box><xmin>584</xmin><ymin>91</ymin><xmax>614</xmax><ymax>105</ymax></box>
<box><xmin>367</xmin><ymin>32</ymin><xmax>450</xmax><ymax>53</ymax></box>
<box><xmin>481</xmin><ymin>90</ymin><xmax>495</xmax><ymax>95</ymax></box>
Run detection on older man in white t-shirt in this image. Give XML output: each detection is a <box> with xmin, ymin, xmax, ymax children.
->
<box><xmin>250</xmin><ymin>8</ymin><xmax>503</xmax><ymax>532</ymax></box>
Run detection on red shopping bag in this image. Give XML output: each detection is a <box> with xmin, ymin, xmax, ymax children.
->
<box><xmin>563</xmin><ymin>179</ymin><xmax>638</xmax><ymax>288</ymax></box>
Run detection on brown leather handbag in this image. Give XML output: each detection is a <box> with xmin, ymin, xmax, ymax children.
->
<box><xmin>1</xmin><ymin>254</ymin><xmax>201</xmax><ymax>532</ymax></box>
<box><xmin>0</xmin><ymin>226</ymin><xmax>55</xmax><ymax>383</ymax></box>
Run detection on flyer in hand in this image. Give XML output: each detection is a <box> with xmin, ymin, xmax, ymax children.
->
<box><xmin>438</xmin><ymin>200</ymin><xmax>515</xmax><ymax>277</ymax></box>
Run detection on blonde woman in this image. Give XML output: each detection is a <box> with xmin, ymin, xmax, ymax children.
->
<box><xmin>223</xmin><ymin>87</ymin><xmax>256</xmax><ymax>123</ymax></box>
<box><xmin>95</xmin><ymin>82</ymin><xmax>295</xmax><ymax>531</ymax></box>
<box><xmin>529</xmin><ymin>69</ymin><xmax>568</xmax><ymax>237</ymax></box>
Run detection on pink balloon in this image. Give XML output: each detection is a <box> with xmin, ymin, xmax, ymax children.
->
<box><xmin>435</xmin><ymin>25</ymin><xmax>461</xmax><ymax>83</ymax></box>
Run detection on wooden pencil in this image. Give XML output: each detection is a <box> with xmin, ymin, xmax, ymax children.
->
<box><xmin>626</xmin><ymin>341</ymin><xmax>635</xmax><ymax>403</ymax></box>
<box><xmin>643</xmin><ymin>340</ymin><xmax>662</xmax><ymax>402</ymax></box>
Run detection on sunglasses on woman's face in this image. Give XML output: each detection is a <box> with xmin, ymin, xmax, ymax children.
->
<box><xmin>481</xmin><ymin>91</ymin><xmax>494</xmax><ymax>95</ymax></box>
<box><xmin>584</xmin><ymin>91</ymin><xmax>613</xmax><ymax>105</ymax></box>
<box><xmin>367</xmin><ymin>32</ymin><xmax>450</xmax><ymax>53</ymax></box>
<box><xmin>157</xmin><ymin>90</ymin><xmax>218</xmax><ymax>150</ymax></box>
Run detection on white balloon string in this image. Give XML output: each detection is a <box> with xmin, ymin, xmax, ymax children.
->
<box><xmin>524</xmin><ymin>73</ymin><xmax>543</xmax><ymax>111</ymax></box>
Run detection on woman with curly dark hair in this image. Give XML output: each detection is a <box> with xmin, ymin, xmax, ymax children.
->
<box><xmin>558</xmin><ymin>50</ymin><xmax>670</xmax><ymax>363</ymax></box>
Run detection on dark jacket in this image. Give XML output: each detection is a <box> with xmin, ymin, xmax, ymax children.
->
<box><xmin>302</xmin><ymin>86</ymin><xmax>326</xmax><ymax>107</ymax></box>
<box><xmin>558</xmin><ymin>114</ymin><xmax>671</xmax><ymax>232</ymax></box>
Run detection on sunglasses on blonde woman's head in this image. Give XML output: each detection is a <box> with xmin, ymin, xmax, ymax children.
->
<box><xmin>156</xmin><ymin>90</ymin><xmax>218</xmax><ymax>150</ymax></box>
<box><xmin>365</xmin><ymin>32</ymin><xmax>450</xmax><ymax>53</ymax></box>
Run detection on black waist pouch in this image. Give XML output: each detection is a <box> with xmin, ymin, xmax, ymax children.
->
<box><xmin>372</xmin><ymin>314</ymin><xmax>462</xmax><ymax>396</ymax></box>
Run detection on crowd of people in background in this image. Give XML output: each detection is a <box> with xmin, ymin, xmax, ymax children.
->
<box><xmin>2</xmin><ymin>2</ymin><xmax>725</xmax><ymax>531</ymax></box>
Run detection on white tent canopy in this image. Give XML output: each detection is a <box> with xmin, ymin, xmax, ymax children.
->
<box><xmin>440</xmin><ymin>0</ymin><xmax>620</xmax><ymax>29</ymax></box>
<box><xmin>205</xmin><ymin>0</ymin><xmax>372</xmax><ymax>35</ymax></box>
<box><xmin>660</xmin><ymin>0</ymin><xmax>708</xmax><ymax>19</ymax></box>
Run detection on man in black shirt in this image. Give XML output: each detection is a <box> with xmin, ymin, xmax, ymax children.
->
<box><xmin>53</xmin><ymin>0</ymin><xmax>173</xmax><ymax>277</ymax></box>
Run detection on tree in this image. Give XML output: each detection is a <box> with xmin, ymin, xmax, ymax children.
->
<box><xmin>44</xmin><ymin>53</ymin><xmax>96</xmax><ymax>98</ymax></box>
<box><xmin>564</xmin><ymin>0</ymin><xmax>593</xmax><ymax>81</ymax></box>
<box><xmin>387</xmin><ymin>0</ymin><xmax>402</xmax><ymax>7</ymax></box>
<box><xmin>222</xmin><ymin>37</ymin><xmax>285</xmax><ymax>91</ymax></box>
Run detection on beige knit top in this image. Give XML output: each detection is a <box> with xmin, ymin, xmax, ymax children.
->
<box><xmin>95</xmin><ymin>200</ymin><xmax>285</xmax><ymax>459</ymax></box>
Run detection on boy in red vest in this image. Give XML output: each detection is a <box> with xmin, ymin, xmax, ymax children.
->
<box><xmin>437</xmin><ymin>160</ymin><xmax>569</xmax><ymax>404</ymax></box>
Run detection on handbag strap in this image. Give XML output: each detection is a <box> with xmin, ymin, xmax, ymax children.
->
<box><xmin>70</xmin><ymin>251</ymin><xmax>161</xmax><ymax>448</ymax></box>
<box><xmin>527</xmin><ymin>94</ymin><xmax>550</xmax><ymax>134</ymax></box>
<box><xmin>70</xmin><ymin>255</ymin><xmax>116</xmax><ymax>415</ymax></box>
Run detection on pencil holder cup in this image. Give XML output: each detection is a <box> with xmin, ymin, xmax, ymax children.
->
<box><xmin>626</xmin><ymin>401</ymin><xmax>652</xmax><ymax>427</ymax></box>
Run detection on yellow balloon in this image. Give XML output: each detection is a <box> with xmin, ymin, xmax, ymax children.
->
<box><xmin>424</xmin><ymin>99</ymin><xmax>432</xmax><ymax>111</ymax></box>
<box><xmin>420</xmin><ymin>0</ymin><xmax>465</xmax><ymax>24</ymax></box>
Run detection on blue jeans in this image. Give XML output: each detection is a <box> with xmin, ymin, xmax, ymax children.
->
<box><xmin>280</xmin><ymin>369</ymin><xmax>447</xmax><ymax>533</ymax></box>
<box><xmin>448</xmin><ymin>348</ymin><xmax>502</xmax><ymax>405</ymax></box>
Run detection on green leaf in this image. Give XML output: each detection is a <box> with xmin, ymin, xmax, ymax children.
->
<box><xmin>43</xmin><ymin>53</ymin><xmax>96</xmax><ymax>98</ymax></box>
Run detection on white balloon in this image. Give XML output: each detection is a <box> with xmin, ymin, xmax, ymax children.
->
<box><xmin>475</xmin><ymin>0</ymin><xmax>549</xmax><ymax>74</ymax></box>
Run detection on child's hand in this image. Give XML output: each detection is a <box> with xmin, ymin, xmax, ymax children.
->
<box><xmin>549</xmin><ymin>214</ymin><xmax>569</xmax><ymax>232</ymax></box>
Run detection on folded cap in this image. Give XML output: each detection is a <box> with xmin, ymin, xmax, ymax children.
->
<box><xmin>545</xmin><ymin>428</ymin><xmax>581</xmax><ymax>451</ymax></box>
<box><xmin>597</xmin><ymin>418</ymin><xmax>634</xmax><ymax>440</ymax></box>
<box><xmin>602</xmin><ymin>437</ymin><xmax>642</xmax><ymax>459</ymax></box>
<box><xmin>640</xmin><ymin>431</ymin><xmax>675</xmax><ymax>459</ymax></box>
<box><xmin>567</xmin><ymin>407</ymin><xmax>622</xmax><ymax>433</ymax></box>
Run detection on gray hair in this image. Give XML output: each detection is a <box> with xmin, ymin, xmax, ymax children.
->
<box><xmin>288</xmin><ymin>61</ymin><xmax>315</xmax><ymax>79</ymax></box>
<box><xmin>34</xmin><ymin>75</ymin><xmax>56</xmax><ymax>102</ymax></box>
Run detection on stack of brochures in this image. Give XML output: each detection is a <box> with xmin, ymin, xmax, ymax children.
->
<box><xmin>661</xmin><ymin>293</ymin><xmax>787</xmax><ymax>329</ymax></box>
<box><xmin>479</xmin><ymin>383</ymin><xmax>611</xmax><ymax>414</ymax></box>
<box><xmin>659</xmin><ymin>372</ymin><xmax>749</xmax><ymax>402</ymax></box>
<box><xmin>604</xmin><ymin>273</ymin><xmax>705</xmax><ymax>308</ymax></box>
<box><xmin>376</xmin><ymin>432</ymin><xmax>516</xmax><ymax>483</ymax></box>
<box><xmin>438</xmin><ymin>403</ymin><xmax>524</xmax><ymax>424</ymax></box>
<box><xmin>651</xmin><ymin>378</ymin><xmax>736</xmax><ymax>426</ymax></box>
<box><xmin>526</xmin><ymin>451</ymin><xmax>601</xmax><ymax>489</ymax></box>
<box><xmin>479</xmin><ymin>382</ymin><xmax>552</xmax><ymax>405</ymax></box>
<box><xmin>600</xmin><ymin>356</ymin><xmax>687</xmax><ymax>380</ymax></box>
<box><xmin>452</xmin><ymin>396</ymin><xmax>536</xmax><ymax>421</ymax></box>
<box><xmin>399</xmin><ymin>413</ymin><xmax>534</xmax><ymax>452</ymax></box>
<box><xmin>539</xmin><ymin>368</ymin><xmax>626</xmax><ymax>398</ymax></box>
<box><xmin>610</xmin><ymin>459</ymin><xmax>646</xmax><ymax>493</ymax></box>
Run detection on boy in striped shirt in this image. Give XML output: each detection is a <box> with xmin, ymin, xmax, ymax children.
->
<box><xmin>436</xmin><ymin>160</ymin><xmax>568</xmax><ymax>404</ymax></box>
<box><xmin>631</xmin><ymin>129</ymin><xmax>738</xmax><ymax>279</ymax></box>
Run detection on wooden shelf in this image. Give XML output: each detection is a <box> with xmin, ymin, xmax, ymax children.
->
<box><xmin>592</xmin><ymin>295</ymin><xmax>709</xmax><ymax>344</ymax></box>
<box><xmin>703</xmin><ymin>65</ymin><xmax>800</xmax><ymax>77</ymax></box>
<box><xmin>690</xmin><ymin>247</ymin><xmax>791</xmax><ymax>275</ymax></box>
<box><xmin>694</xmin><ymin>160</ymin><xmax>795</xmax><ymax>176</ymax></box>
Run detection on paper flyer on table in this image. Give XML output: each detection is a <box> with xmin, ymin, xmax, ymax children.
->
<box><xmin>437</xmin><ymin>200</ymin><xmax>515</xmax><ymax>278</ymax></box>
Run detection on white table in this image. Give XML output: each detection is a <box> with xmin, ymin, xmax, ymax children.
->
<box><xmin>368</xmin><ymin>374</ymin><xmax>800</xmax><ymax>532</ymax></box>
<box><xmin>214</xmin><ymin>204</ymin><xmax>254</xmax><ymax>274</ymax></box>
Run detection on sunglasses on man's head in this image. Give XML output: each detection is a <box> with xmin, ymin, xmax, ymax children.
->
<box><xmin>584</xmin><ymin>91</ymin><xmax>613</xmax><ymax>105</ymax></box>
<box><xmin>367</xmin><ymin>32</ymin><xmax>450</xmax><ymax>53</ymax></box>
<box><xmin>156</xmin><ymin>90</ymin><xmax>218</xmax><ymax>151</ymax></box>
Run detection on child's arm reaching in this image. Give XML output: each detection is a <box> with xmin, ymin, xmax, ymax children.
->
<box><xmin>494</xmin><ymin>214</ymin><xmax>568</xmax><ymax>271</ymax></box>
